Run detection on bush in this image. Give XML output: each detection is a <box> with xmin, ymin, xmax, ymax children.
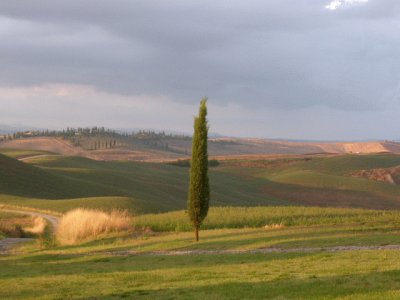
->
<box><xmin>168</xmin><ymin>159</ymin><xmax>191</xmax><ymax>167</ymax></box>
<box><xmin>208</xmin><ymin>159</ymin><xmax>220</xmax><ymax>167</ymax></box>
<box><xmin>56</xmin><ymin>208</ymin><xmax>131</xmax><ymax>245</ymax></box>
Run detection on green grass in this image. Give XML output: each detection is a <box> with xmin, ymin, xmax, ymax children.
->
<box><xmin>2</xmin><ymin>206</ymin><xmax>400</xmax><ymax>298</ymax></box>
<box><xmin>0</xmin><ymin>153</ymin><xmax>285</xmax><ymax>213</ymax></box>
<box><xmin>0</xmin><ymin>149</ymin><xmax>53</xmax><ymax>159</ymax></box>
<box><xmin>2</xmin><ymin>249</ymin><xmax>400</xmax><ymax>299</ymax></box>
<box><xmin>0</xmin><ymin>196</ymin><xmax>137</xmax><ymax>213</ymax></box>
<box><xmin>134</xmin><ymin>206</ymin><xmax>400</xmax><ymax>232</ymax></box>
<box><xmin>3</xmin><ymin>218</ymin><xmax>400</xmax><ymax>299</ymax></box>
<box><xmin>1</xmin><ymin>152</ymin><xmax>400</xmax><ymax>213</ymax></box>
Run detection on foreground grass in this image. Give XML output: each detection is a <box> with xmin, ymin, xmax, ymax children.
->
<box><xmin>2</xmin><ymin>224</ymin><xmax>400</xmax><ymax>299</ymax></box>
<box><xmin>3</xmin><ymin>205</ymin><xmax>400</xmax><ymax>299</ymax></box>
<box><xmin>2</xmin><ymin>251</ymin><xmax>400</xmax><ymax>299</ymax></box>
<box><xmin>134</xmin><ymin>206</ymin><xmax>400</xmax><ymax>232</ymax></box>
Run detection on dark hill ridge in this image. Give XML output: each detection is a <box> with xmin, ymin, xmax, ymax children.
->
<box><xmin>0</xmin><ymin>153</ymin><xmax>113</xmax><ymax>199</ymax></box>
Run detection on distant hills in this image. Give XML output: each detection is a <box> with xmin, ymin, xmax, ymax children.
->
<box><xmin>0</xmin><ymin>136</ymin><xmax>400</xmax><ymax>162</ymax></box>
<box><xmin>0</xmin><ymin>125</ymin><xmax>400</xmax><ymax>161</ymax></box>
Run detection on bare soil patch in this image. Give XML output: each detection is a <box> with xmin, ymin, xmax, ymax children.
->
<box><xmin>350</xmin><ymin>167</ymin><xmax>400</xmax><ymax>185</ymax></box>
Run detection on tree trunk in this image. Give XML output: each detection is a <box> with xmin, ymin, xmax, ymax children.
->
<box><xmin>195</xmin><ymin>226</ymin><xmax>199</xmax><ymax>242</ymax></box>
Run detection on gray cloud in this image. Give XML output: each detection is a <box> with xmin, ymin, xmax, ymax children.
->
<box><xmin>1</xmin><ymin>1</ymin><xmax>400</xmax><ymax>139</ymax></box>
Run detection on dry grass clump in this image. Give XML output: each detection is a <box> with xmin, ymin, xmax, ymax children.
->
<box><xmin>24</xmin><ymin>216</ymin><xmax>47</xmax><ymax>235</ymax></box>
<box><xmin>57</xmin><ymin>208</ymin><xmax>131</xmax><ymax>245</ymax></box>
<box><xmin>264</xmin><ymin>223</ymin><xmax>285</xmax><ymax>230</ymax></box>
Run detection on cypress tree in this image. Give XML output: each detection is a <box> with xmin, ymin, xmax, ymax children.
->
<box><xmin>188</xmin><ymin>97</ymin><xmax>210</xmax><ymax>242</ymax></box>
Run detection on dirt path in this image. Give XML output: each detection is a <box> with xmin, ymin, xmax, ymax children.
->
<box><xmin>0</xmin><ymin>209</ymin><xmax>59</xmax><ymax>255</ymax></box>
<box><xmin>0</xmin><ymin>238</ymin><xmax>34</xmax><ymax>254</ymax></box>
<box><xmin>92</xmin><ymin>244</ymin><xmax>400</xmax><ymax>257</ymax></box>
<box><xmin>1</xmin><ymin>209</ymin><xmax>59</xmax><ymax>230</ymax></box>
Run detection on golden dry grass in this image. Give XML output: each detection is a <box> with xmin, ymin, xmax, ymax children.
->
<box><xmin>264</xmin><ymin>223</ymin><xmax>285</xmax><ymax>230</ymax></box>
<box><xmin>23</xmin><ymin>216</ymin><xmax>47</xmax><ymax>235</ymax></box>
<box><xmin>56</xmin><ymin>208</ymin><xmax>131</xmax><ymax>245</ymax></box>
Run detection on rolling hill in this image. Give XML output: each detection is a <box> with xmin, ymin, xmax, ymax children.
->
<box><xmin>1</xmin><ymin>151</ymin><xmax>400</xmax><ymax>213</ymax></box>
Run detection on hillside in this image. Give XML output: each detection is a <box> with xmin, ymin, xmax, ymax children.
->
<box><xmin>1</xmin><ymin>152</ymin><xmax>400</xmax><ymax>212</ymax></box>
<box><xmin>0</xmin><ymin>153</ymin><xmax>116</xmax><ymax>199</ymax></box>
<box><xmin>0</xmin><ymin>153</ymin><xmax>288</xmax><ymax>213</ymax></box>
<box><xmin>1</xmin><ymin>136</ymin><xmax>400</xmax><ymax>162</ymax></box>
<box><xmin>351</xmin><ymin>165</ymin><xmax>400</xmax><ymax>185</ymax></box>
<box><xmin>0</xmin><ymin>137</ymin><xmax>181</xmax><ymax>162</ymax></box>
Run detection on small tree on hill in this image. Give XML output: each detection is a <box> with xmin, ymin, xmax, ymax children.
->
<box><xmin>188</xmin><ymin>97</ymin><xmax>210</xmax><ymax>242</ymax></box>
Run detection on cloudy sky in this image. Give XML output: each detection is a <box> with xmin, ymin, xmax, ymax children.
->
<box><xmin>1</xmin><ymin>0</ymin><xmax>400</xmax><ymax>140</ymax></box>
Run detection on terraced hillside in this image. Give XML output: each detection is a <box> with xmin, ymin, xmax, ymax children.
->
<box><xmin>1</xmin><ymin>151</ymin><xmax>400</xmax><ymax>212</ymax></box>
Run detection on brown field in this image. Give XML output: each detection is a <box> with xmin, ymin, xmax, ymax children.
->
<box><xmin>1</xmin><ymin>136</ymin><xmax>399</xmax><ymax>162</ymax></box>
<box><xmin>0</xmin><ymin>137</ymin><xmax>181</xmax><ymax>161</ymax></box>
<box><xmin>0</xmin><ymin>137</ymin><xmax>84</xmax><ymax>156</ymax></box>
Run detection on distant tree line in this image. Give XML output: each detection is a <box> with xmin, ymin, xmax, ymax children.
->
<box><xmin>8</xmin><ymin>127</ymin><xmax>189</xmax><ymax>140</ymax></box>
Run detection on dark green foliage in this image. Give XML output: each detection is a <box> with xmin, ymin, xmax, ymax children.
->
<box><xmin>169</xmin><ymin>159</ymin><xmax>191</xmax><ymax>167</ymax></box>
<box><xmin>188</xmin><ymin>98</ymin><xmax>210</xmax><ymax>241</ymax></box>
<box><xmin>208</xmin><ymin>159</ymin><xmax>220</xmax><ymax>167</ymax></box>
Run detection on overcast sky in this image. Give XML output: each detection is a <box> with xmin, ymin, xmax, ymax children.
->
<box><xmin>1</xmin><ymin>0</ymin><xmax>400</xmax><ymax>140</ymax></box>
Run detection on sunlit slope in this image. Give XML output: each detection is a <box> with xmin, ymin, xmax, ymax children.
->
<box><xmin>0</xmin><ymin>154</ymin><xmax>286</xmax><ymax>213</ymax></box>
<box><xmin>251</xmin><ymin>154</ymin><xmax>400</xmax><ymax>209</ymax></box>
<box><xmin>2</xmin><ymin>152</ymin><xmax>400</xmax><ymax>212</ymax></box>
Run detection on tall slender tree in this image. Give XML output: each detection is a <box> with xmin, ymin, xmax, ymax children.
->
<box><xmin>188</xmin><ymin>97</ymin><xmax>210</xmax><ymax>241</ymax></box>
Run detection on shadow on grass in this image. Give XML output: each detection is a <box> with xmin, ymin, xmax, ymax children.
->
<box><xmin>91</xmin><ymin>269</ymin><xmax>400</xmax><ymax>300</ymax></box>
<box><xmin>0</xmin><ymin>252</ymin><xmax>313</xmax><ymax>279</ymax></box>
<box><xmin>42</xmin><ymin>225</ymin><xmax>400</xmax><ymax>256</ymax></box>
<box><xmin>135</xmin><ymin>226</ymin><xmax>400</xmax><ymax>252</ymax></box>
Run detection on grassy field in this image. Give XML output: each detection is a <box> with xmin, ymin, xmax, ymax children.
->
<box><xmin>3</xmin><ymin>249</ymin><xmax>400</xmax><ymax>299</ymax></box>
<box><xmin>0</xmin><ymin>148</ymin><xmax>54</xmax><ymax>159</ymax></box>
<box><xmin>1</xmin><ymin>152</ymin><xmax>400</xmax><ymax>213</ymax></box>
<box><xmin>134</xmin><ymin>206</ymin><xmax>400</xmax><ymax>232</ymax></box>
<box><xmin>2</xmin><ymin>205</ymin><xmax>400</xmax><ymax>299</ymax></box>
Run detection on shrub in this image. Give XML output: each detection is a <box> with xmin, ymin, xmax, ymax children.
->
<box><xmin>169</xmin><ymin>159</ymin><xmax>191</xmax><ymax>167</ymax></box>
<box><xmin>208</xmin><ymin>159</ymin><xmax>220</xmax><ymax>167</ymax></box>
<box><xmin>56</xmin><ymin>208</ymin><xmax>131</xmax><ymax>245</ymax></box>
